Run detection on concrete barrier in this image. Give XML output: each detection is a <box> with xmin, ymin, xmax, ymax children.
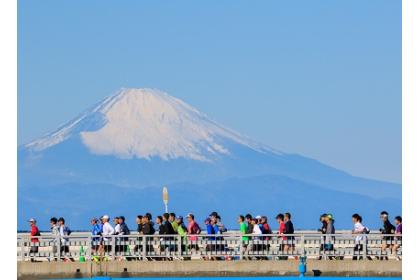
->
<box><xmin>17</xmin><ymin>260</ymin><xmax>402</xmax><ymax>279</ymax></box>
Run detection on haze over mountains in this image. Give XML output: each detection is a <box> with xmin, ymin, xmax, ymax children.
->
<box><xmin>18</xmin><ymin>88</ymin><xmax>401</xmax><ymax>230</ymax></box>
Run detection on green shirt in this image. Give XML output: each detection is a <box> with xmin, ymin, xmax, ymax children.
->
<box><xmin>177</xmin><ymin>225</ymin><xmax>187</xmax><ymax>243</ymax></box>
<box><xmin>171</xmin><ymin>221</ymin><xmax>179</xmax><ymax>232</ymax></box>
<box><xmin>240</xmin><ymin>222</ymin><xmax>249</xmax><ymax>241</ymax></box>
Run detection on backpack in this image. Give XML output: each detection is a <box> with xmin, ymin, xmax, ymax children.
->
<box><xmin>363</xmin><ymin>227</ymin><xmax>370</xmax><ymax>234</ymax></box>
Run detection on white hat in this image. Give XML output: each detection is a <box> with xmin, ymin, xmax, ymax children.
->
<box><xmin>28</xmin><ymin>218</ymin><xmax>36</xmax><ymax>223</ymax></box>
<box><xmin>255</xmin><ymin>215</ymin><xmax>262</xmax><ymax>219</ymax></box>
<box><xmin>101</xmin><ymin>215</ymin><xmax>109</xmax><ymax>220</ymax></box>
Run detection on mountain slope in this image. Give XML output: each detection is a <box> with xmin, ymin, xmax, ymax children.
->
<box><xmin>18</xmin><ymin>88</ymin><xmax>401</xmax><ymax>229</ymax></box>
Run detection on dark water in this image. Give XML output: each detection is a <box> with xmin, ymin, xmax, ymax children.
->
<box><xmin>50</xmin><ymin>277</ymin><xmax>402</xmax><ymax>280</ymax></box>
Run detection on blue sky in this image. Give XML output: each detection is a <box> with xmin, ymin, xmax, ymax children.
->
<box><xmin>18</xmin><ymin>0</ymin><xmax>401</xmax><ymax>183</ymax></box>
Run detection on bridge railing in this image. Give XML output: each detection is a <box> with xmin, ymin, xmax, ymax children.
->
<box><xmin>17</xmin><ymin>233</ymin><xmax>402</xmax><ymax>261</ymax></box>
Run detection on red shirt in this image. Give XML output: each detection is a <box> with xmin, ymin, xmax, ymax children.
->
<box><xmin>188</xmin><ymin>221</ymin><xmax>200</xmax><ymax>241</ymax></box>
<box><xmin>279</xmin><ymin>222</ymin><xmax>286</xmax><ymax>241</ymax></box>
<box><xmin>30</xmin><ymin>224</ymin><xmax>40</xmax><ymax>243</ymax></box>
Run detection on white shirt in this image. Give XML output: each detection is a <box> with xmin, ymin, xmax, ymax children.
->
<box><xmin>253</xmin><ymin>224</ymin><xmax>262</xmax><ymax>235</ymax></box>
<box><xmin>114</xmin><ymin>224</ymin><xmax>121</xmax><ymax>234</ymax></box>
<box><xmin>353</xmin><ymin>222</ymin><xmax>366</xmax><ymax>243</ymax></box>
<box><xmin>102</xmin><ymin>222</ymin><xmax>115</xmax><ymax>241</ymax></box>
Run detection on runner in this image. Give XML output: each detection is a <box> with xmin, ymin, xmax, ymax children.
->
<box><xmin>50</xmin><ymin>217</ymin><xmax>60</xmax><ymax>261</ymax></box>
<box><xmin>379</xmin><ymin>211</ymin><xmax>395</xmax><ymax>259</ymax></box>
<box><xmin>393</xmin><ymin>216</ymin><xmax>402</xmax><ymax>260</ymax></box>
<box><xmin>90</xmin><ymin>217</ymin><xmax>102</xmax><ymax>256</ymax></box>
<box><xmin>100</xmin><ymin>215</ymin><xmax>115</xmax><ymax>255</ymax></box>
<box><xmin>28</xmin><ymin>218</ymin><xmax>40</xmax><ymax>262</ymax></box>
<box><xmin>283</xmin><ymin>212</ymin><xmax>295</xmax><ymax>255</ymax></box>
<box><xmin>58</xmin><ymin>217</ymin><xmax>73</xmax><ymax>261</ymax></box>
<box><xmin>186</xmin><ymin>213</ymin><xmax>201</xmax><ymax>252</ymax></box>
<box><xmin>352</xmin><ymin>213</ymin><xmax>368</xmax><ymax>260</ymax></box>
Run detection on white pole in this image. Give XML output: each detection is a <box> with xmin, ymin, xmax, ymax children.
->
<box><xmin>163</xmin><ymin>186</ymin><xmax>169</xmax><ymax>213</ymax></box>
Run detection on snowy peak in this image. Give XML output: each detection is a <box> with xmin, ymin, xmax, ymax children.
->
<box><xmin>24</xmin><ymin>88</ymin><xmax>278</xmax><ymax>161</ymax></box>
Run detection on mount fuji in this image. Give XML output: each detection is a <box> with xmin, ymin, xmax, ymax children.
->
<box><xmin>18</xmin><ymin>88</ymin><xmax>401</xmax><ymax>230</ymax></box>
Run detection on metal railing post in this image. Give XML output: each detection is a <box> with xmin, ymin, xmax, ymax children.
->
<box><xmin>142</xmin><ymin>235</ymin><xmax>147</xmax><ymax>261</ymax></box>
<box><xmin>301</xmin><ymin>234</ymin><xmax>305</xmax><ymax>257</ymax></box>
<box><xmin>20</xmin><ymin>237</ymin><xmax>25</xmax><ymax>261</ymax></box>
<box><xmin>177</xmin><ymin>235</ymin><xmax>182</xmax><ymax>258</ymax></box>
<box><xmin>111</xmin><ymin>236</ymin><xmax>116</xmax><ymax>260</ymax></box>
<box><xmin>239</xmin><ymin>234</ymin><xmax>243</xmax><ymax>260</ymax></box>
<box><xmin>86</xmin><ymin>236</ymin><xmax>92</xmax><ymax>261</ymax></box>
<box><xmin>57</xmin><ymin>237</ymin><xmax>61</xmax><ymax>262</ymax></box>
<box><xmin>363</xmin><ymin>235</ymin><xmax>367</xmax><ymax>259</ymax></box>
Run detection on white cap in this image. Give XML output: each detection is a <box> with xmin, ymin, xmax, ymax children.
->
<box><xmin>255</xmin><ymin>215</ymin><xmax>262</xmax><ymax>219</ymax></box>
<box><xmin>28</xmin><ymin>218</ymin><xmax>36</xmax><ymax>223</ymax></box>
<box><xmin>101</xmin><ymin>215</ymin><xmax>109</xmax><ymax>220</ymax></box>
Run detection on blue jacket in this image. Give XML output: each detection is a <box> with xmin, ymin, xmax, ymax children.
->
<box><xmin>92</xmin><ymin>224</ymin><xmax>102</xmax><ymax>241</ymax></box>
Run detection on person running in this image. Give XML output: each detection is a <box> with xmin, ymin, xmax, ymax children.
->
<box><xmin>101</xmin><ymin>215</ymin><xmax>115</xmax><ymax>254</ymax></box>
<box><xmin>50</xmin><ymin>217</ymin><xmax>60</xmax><ymax>261</ymax></box>
<box><xmin>318</xmin><ymin>214</ymin><xmax>328</xmax><ymax>259</ymax></box>
<box><xmin>156</xmin><ymin>215</ymin><xmax>164</xmax><ymax>234</ymax></box>
<box><xmin>379</xmin><ymin>211</ymin><xmax>395</xmax><ymax>259</ymax></box>
<box><xmin>393</xmin><ymin>216</ymin><xmax>402</xmax><ymax>260</ymax></box>
<box><xmin>160</xmin><ymin>213</ymin><xmax>176</xmax><ymax>255</ymax></box>
<box><xmin>210</xmin><ymin>212</ymin><xmax>227</xmax><ymax>233</ymax></box>
<box><xmin>175</xmin><ymin>216</ymin><xmax>188</xmax><ymax>256</ymax></box>
<box><xmin>238</xmin><ymin>215</ymin><xmax>250</xmax><ymax>257</ymax></box>
<box><xmin>245</xmin><ymin>214</ymin><xmax>254</xmax><ymax>235</ymax></box>
<box><xmin>112</xmin><ymin>216</ymin><xmax>122</xmax><ymax>253</ymax></box>
<box><xmin>251</xmin><ymin>218</ymin><xmax>262</xmax><ymax>236</ymax></box>
<box><xmin>324</xmin><ymin>214</ymin><xmax>336</xmax><ymax>259</ymax></box>
<box><xmin>187</xmin><ymin>213</ymin><xmax>201</xmax><ymax>252</ymax></box>
<box><xmin>250</xmin><ymin>218</ymin><xmax>262</xmax><ymax>256</ymax></box>
<box><xmin>133</xmin><ymin>215</ymin><xmax>143</xmax><ymax>256</ymax></box>
<box><xmin>238</xmin><ymin>215</ymin><xmax>249</xmax><ymax>241</ymax></box>
<box><xmin>117</xmin><ymin>216</ymin><xmax>130</xmax><ymax>257</ymax></box>
<box><xmin>276</xmin><ymin>213</ymin><xmax>287</xmax><ymax>259</ymax></box>
<box><xmin>162</xmin><ymin>213</ymin><xmax>176</xmax><ymax>235</ymax></box>
<box><xmin>113</xmin><ymin>216</ymin><xmax>121</xmax><ymax>235</ymax></box>
<box><xmin>205</xmin><ymin>217</ymin><xmax>216</xmax><ymax>238</ymax></box>
<box><xmin>28</xmin><ymin>218</ymin><xmax>40</xmax><ymax>262</ymax></box>
<box><xmin>169</xmin><ymin>213</ymin><xmax>178</xmax><ymax>232</ymax></box>
<box><xmin>283</xmin><ymin>212</ymin><xmax>295</xmax><ymax>255</ymax></box>
<box><xmin>145</xmin><ymin>213</ymin><xmax>155</xmax><ymax>230</ymax></box>
<box><xmin>140</xmin><ymin>215</ymin><xmax>155</xmax><ymax>256</ymax></box>
<box><xmin>255</xmin><ymin>215</ymin><xmax>263</xmax><ymax>232</ymax></box>
<box><xmin>204</xmin><ymin>217</ymin><xmax>216</xmax><ymax>258</ymax></box>
<box><xmin>352</xmin><ymin>213</ymin><xmax>369</xmax><ymax>260</ymax></box>
<box><xmin>260</xmin><ymin>216</ymin><xmax>272</xmax><ymax>238</ymax></box>
<box><xmin>259</xmin><ymin>216</ymin><xmax>271</xmax><ymax>257</ymax></box>
<box><xmin>58</xmin><ymin>217</ymin><xmax>73</xmax><ymax>261</ymax></box>
<box><xmin>90</xmin><ymin>218</ymin><xmax>102</xmax><ymax>256</ymax></box>
<box><xmin>136</xmin><ymin>215</ymin><xmax>143</xmax><ymax>234</ymax></box>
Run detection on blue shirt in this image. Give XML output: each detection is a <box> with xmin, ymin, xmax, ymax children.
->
<box><xmin>206</xmin><ymin>224</ymin><xmax>216</xmax><ymax>240</ymax></box>
<box><xmin>92</xmin><ymin>223</ymin><xmax>102</xmax><ymax>241</ymax></box>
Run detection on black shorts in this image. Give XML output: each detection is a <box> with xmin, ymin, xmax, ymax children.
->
<box><xmin>30</xmin><ymin>246</ymin><xmax>38</xmax><ymax>254</ymax></box>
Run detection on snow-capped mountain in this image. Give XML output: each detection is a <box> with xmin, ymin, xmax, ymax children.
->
<box><xmin>25</xmin><ymin>88</ymin><xmax>277</xmax><ymax>161</ymax></box>
<box><xmin>18</xmin><ymin>88</ymin><xmax>401</xmax><ymax>230</ymax></box>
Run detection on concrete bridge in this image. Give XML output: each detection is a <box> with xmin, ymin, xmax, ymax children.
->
<box><xmin>17</xmin><ymin>232</ymin><xmax>402</xmax><ymax>279</ymax></box>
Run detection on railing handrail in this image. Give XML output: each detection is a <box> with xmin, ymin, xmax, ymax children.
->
<box><xmin>17</xmin><ymin>232</ymin><xmax>400</xmax><ymax>238</ymax></box>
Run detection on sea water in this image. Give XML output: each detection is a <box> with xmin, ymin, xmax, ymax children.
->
<box><xmin>50</xmin><ymin>277</ymin><xmax>402</xmax><ymax>280</ymax></box>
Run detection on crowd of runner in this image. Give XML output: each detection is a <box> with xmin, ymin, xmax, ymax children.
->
<box><xmin>26</xmin><ymin>210</ymin><xmax>402</xmax><ymax>262</ymax></box>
